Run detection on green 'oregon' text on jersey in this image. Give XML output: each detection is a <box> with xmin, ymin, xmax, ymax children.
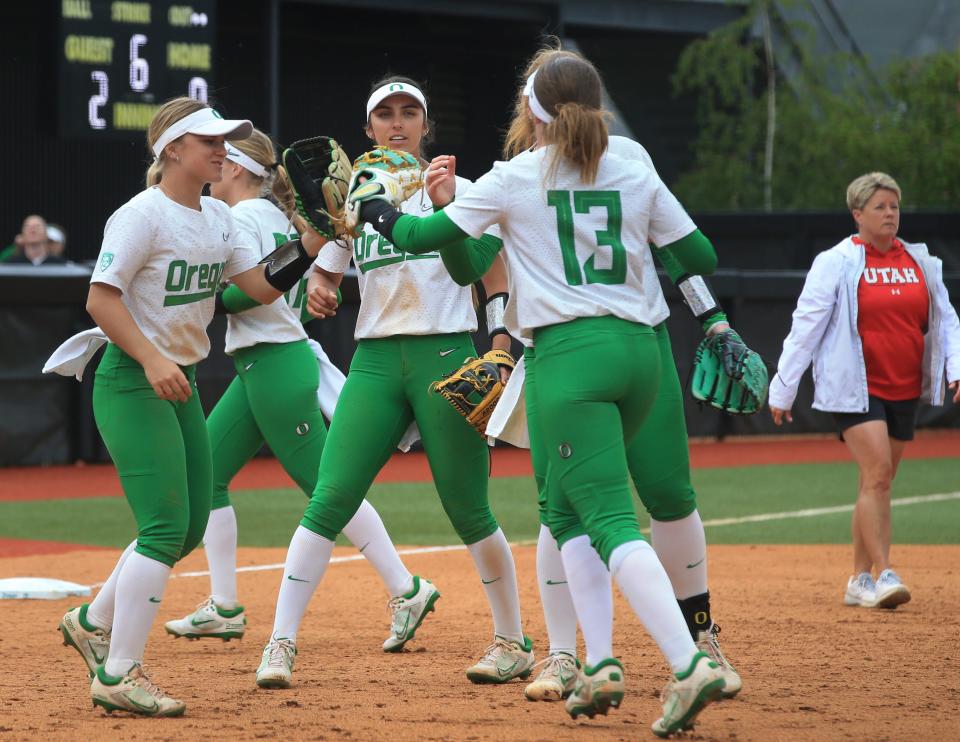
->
<box><xmin>443</xmin><ymin>146</ymin><xmax>694</xmax><ymax>341</ymax></box>
<box><xmin>91</xmin><ymin>187</ymin><xmax>260</xmax><ymax>365</ymax></box>
<box><xmin>315</xmin><ymin>176</ymin><xmax>486</xmax><ymax>339</ymax></box>
<box><xmin>225</xmin><ymin>198</ymin><xmax>308</xmax><ymax>354</ymax></box>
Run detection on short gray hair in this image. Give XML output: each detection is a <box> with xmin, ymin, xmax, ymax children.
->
<box><xmin>846</xmin><ymin>172</ymin><xmax>901</xmax><ymax>212</ymax></box>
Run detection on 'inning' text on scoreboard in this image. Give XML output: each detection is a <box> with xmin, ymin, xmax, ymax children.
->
<box><xmin>59</xmin><ymin>1</ymin><xmax>216</xmax><ymax>137</ymax></box>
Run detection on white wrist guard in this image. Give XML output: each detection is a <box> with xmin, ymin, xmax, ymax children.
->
<box><xmin>676</xmin><ymin>275</ymin><xmax>721</xmax><ymax>323</ymax></box>
<box><xmin>484</xmin><ymin>292</ymin><xmax>509</xmax><ymax>339</ymax></box>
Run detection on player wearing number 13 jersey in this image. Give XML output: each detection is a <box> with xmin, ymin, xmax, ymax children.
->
<box><xmin>351</xmin><ymin>50</ymin><xmax>728</xmax><ymax>736</ymax></box>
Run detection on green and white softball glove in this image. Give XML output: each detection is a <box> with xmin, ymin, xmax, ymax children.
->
<box><xmin>690</xmin><ymin>329</ymin><xmax>769</xmax><ymax>415</ymax></box>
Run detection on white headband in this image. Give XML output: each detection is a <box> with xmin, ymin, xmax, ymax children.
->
<box><xmin>225</xmin><ymin>142</ymin><xmax>269</xmax><ymax>178</ymax></box>
<box><xmin>151</xmin><ymin>107</ymin><xmax>253</xmax><ymax>159</ymax></box>
<box><xmin>366</xmin><ymin>82</ymin><xmax>428</xmax><ymax>121</ymax></box>
<box><xmin>523</xmin><ymin>70</ymin><xmax>554</xmax><ymax>124</ymax></box>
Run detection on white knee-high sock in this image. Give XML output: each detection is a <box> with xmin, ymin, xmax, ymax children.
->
<box><xmin>86</xmin><ymin>540</ymin><xmax>137</xmax><ymax>631</ymax></box>
<box><xmin>271</xmin><ymin>526</ymin><xmax>335</xmax><ymax>642</ymax></box>
<box><xmin>536</xmin><ymin>525</ymin><xmax>577</xmax><ymax>657</ymax></box>
<box><xmin>466</xmin><ymin>528</ymin><xmax>523</xmax><ymax>643</ymax></box>
<box><xmin>651</xmin><ymin>510</ymin><xmax>708</xmax><ymax>600</ymax></box>
<box><xmin>609</xmin><ymin>540</ymin><xmax>697</xmax><ymax>675</ymax></box>
<box><xmin>559</xmin><ymin>534</ymin><xmax>613</xmax><ymax>667</ymax></box>
<box><xmin>104</xmin><ymin>551</ymin><xmax>172</xmax><ymax>676</ymax></box>
<box><xmin>204</xmin><ymin>506</ymin><xmax>239</xmax><ymax>608</ymax></box>
<box><xmin>341</xmin><ymin>499</ymin><xmax>413</xmax><ymax>598</ymax></box>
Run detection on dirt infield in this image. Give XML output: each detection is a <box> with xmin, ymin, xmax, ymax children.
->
<box><xmin>1</xmin><ymin>543</ymin><xmax>957</xmax><ymax>740</ymax></box>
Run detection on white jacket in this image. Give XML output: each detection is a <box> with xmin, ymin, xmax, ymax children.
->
<box><xmin>769</xmin><ymin>236</ymin><xmax>960</xmax><ymax>413</ymax></box>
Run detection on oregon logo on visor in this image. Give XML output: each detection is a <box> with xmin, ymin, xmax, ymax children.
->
<box><xmin>389</xmin><ymin>83</ymin><xmax>405</xmax><ymax>92</ymax></box>
<box><xmin>212</xmin><ymin>109</ymin><xmax>223</xmax><ymax>119</ymax></box>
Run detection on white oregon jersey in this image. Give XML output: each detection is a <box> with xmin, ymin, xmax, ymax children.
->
<box><xmin>315</xmin><ymin>175</ymin><xmax>480</xmax><ymax>339</ymax></box>
<box><xmin>224</xmin><ymin>198</ymin><xmax>308</xmax><ymax>354</ymax></box>
<box><xmin>444</xmin><ymin>146</ymin><xmax>693</xmax><ymax>341</ymax></box>
<box><xmin>91</xmin><ymin>187</ymin><xmax>259</xmax><ymax>365</ymax></box>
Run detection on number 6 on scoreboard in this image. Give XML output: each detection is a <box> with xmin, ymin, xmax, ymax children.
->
<box><xmin>129</xmin><ymin>33</ymin><xmax>149</xmax><ymax>92</ymax></box>
<box><xmin>88</xmin><ymin>70</ymin><xmax>108</xmax><ymax>130</ymax></box>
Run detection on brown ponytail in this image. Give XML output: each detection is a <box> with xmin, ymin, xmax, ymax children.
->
<box><xmin>535</xmin><ymin>53</ymin><xmax>609</xmax><ymax>185</ymax></box>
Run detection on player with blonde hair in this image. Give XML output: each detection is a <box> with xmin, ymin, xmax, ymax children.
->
<box><xmin>57</xmin><ymin>97</ymin><xmax>330</xmax><ymax>717</ymax></box>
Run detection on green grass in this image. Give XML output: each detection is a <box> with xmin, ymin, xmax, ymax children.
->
<box><xmin>0</xmin><ymin>459</ymin><xmax>956</xmax><ymax>548</ymax></box>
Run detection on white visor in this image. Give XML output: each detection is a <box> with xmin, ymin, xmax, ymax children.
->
<box><xmin>151</xmin><ymin>107</ymin><xmax>253</xmax><ymax>158</ymax></box>
<box><xmin>522</xmin><ymin>70</ymin><xmax>554</xmax><ymax>124</ymax></box>
<box><xmin>365</xmin><ymin>82</ymin><xmax>428</xmax><ymax>121</ymax></box>
<box><xmin>225</xmin><ymin>142</ymin><xmax>269</xmax><ymax>178</ymax></box>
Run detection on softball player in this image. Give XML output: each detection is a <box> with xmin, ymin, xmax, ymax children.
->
<box><xmin>162</xmin><ymin>128</ymin><xmax>437</xmax><ymax>649</ymax></box>
<box><xmin>57</xmin><ymin>97</ymin><xmax>329</xmax><ymax>717</ymax></box>
<box><xmin>254</xmin><ymin>76</ymin><xmax>530</xmax><ymax>690</ymax></box>
<box><xmin>433</xmin><ymin>128</ymin><xmax>741</xmax><ymax>706</ymax></box>
<box><xmin>347</xmin><ymin>52</ymin><xmax>729</xmax><ymax>737</ymax></box>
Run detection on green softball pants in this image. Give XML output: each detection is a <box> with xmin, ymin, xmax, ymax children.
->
<box><xmin>207</xmin><ymin>340</ymin><xmax>326</xmax><ymax>509</ymax></box>
<box><xmin>300</xmin><ymin>333</ymin><xmax>499</xmax><ymax>545</ymax></box>
<box><xmin>529</xmin><ymin>316</ymin><xmax>661</xmax><ymax>565</ymax></box>
<box><xmin>529</xmin><ymin>322</ymin><xmax>698</xmax><ymax>532</ymax></box>
<box><xmin>93</xmin><ymin>344</ymin><xmax>211</xmax><ymax>568</ymax></box>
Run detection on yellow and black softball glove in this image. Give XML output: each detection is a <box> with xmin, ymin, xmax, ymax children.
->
<box><xmin>281</xmin><ymin>136</ymin><xmax>352</xmax><ymax>240</ymax></box>
<box><xmin>343</xmin><ymin>147</ymin><xmax>423</xmax><ymax>237</ymax></box>
<box><xmin>430</xmin><ymin>350</ymin><xmax>516</xmax><ymax>437</ymax></box>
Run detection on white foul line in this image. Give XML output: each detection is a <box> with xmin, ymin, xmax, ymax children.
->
<box><xmin>89</xmin><ymin>491</ymin><xmax>959</xmax><ymax>588</ymax></box>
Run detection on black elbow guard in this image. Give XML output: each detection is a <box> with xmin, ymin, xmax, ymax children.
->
<box><xmin>261</xmin><ymin>238</ymin><xmax>312</xmax><ymax>292</ymax></box>
<box><xmin>676</xmin><ymin>274</ymin><xmax>722</xmax><ymax>323</ymax></box>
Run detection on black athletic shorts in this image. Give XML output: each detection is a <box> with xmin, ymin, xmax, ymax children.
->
<box><xmin>832</xmin><ymin>395</ymin><xmax>920</xmax><ymax>442</ymax></box>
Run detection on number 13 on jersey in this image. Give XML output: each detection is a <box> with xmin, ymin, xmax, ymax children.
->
<box><xmin>547</xmin><ymin>190</ymin><xmax>626</xmax><ymax>286</ymax></box>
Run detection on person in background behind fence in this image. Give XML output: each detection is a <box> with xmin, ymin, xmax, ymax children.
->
<box><xmin>769</xmin><ymin>171</ymin><xmax>960</xmax><ymax>610</ymax></box>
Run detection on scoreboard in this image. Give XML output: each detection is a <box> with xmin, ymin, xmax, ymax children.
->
<box><xmin>59</xmin><ymin>0</ymin><xmax>216</xmax><ymax>137</ymax></box>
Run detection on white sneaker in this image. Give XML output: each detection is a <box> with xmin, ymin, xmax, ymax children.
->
<box><xmin>59</xmin><ymin>604</ymin><xmax>110</xmax><ymax>679</ymax></box>
<box><xmin>164</xmin><ymin>596</ymin><xmax>246</xmax><ymax>641</ymax></box>
<box><xmin>695</xmin><ymin>624</ymin><xmax>742</xmax><ymax>698</ymax></box>
<box><xmin>874</xmin><ymin>569</ymin><xmax>911</xmax><ymax>609</ymax></box>
<box><xmin>651</xmin><ymin>651</ymin><xmax>726</xmax><ymax>737</ymax></box>
<box><xmin>524</xmin><ymin>652</ymin><xmax>579</xmax><ymax>701</ymax></box>
<box><xmin>91</xmin><ymin>663</ymin><xmax>186</xmax><ymax>717</ymax></box>
<box><xmin>383</xmin><ymin>576</ymin><xmax>441</xmax><ymax>652</ymax></box>
<box><xmin>256</xmin><ymin>636</ymin><xmax>297</xmax><ymax>689</ymax></box>
<box><xmin>844</xmin><ymin>572</ymin><xmax>877</xmax><ymax>607</ymax></box>
<box><xmin>565</xmin><ymin>658</ymin><xmax>625</xmax><ymax>719</ymax></box>
<box><xmin>465</xmin><ymin>635</ymin><xmax>535</xmax><ymax>684</ymax></box>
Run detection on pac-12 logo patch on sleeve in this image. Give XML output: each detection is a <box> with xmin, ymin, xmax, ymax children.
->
<box><xmin>98</xmin><ymin>252</ymin><xmax>114</xmax><ymax>271</ymax></box>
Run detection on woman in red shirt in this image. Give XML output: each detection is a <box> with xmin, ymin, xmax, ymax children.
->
<box><xmin>770</xmin><ymin>172</ymin><xmax>960</xmax><ymax>610</ymax></box>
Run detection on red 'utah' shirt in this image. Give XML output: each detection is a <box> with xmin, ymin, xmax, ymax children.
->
<box><xmin>855</xmin><ymin>236</ymin><xmax>929</xmax><ymax>400</ymax></box>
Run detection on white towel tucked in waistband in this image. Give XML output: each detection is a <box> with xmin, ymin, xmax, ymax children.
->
<box><xmin>42</xmin><ymin>327</ymin><xmax>109</xmax><ymax>381</ymax></box>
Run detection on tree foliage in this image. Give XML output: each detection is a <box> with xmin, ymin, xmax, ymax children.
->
<box><xmin>671</xmin><ymin>1</ymin><xmax>960</xmax><ymax>210</ymax></box>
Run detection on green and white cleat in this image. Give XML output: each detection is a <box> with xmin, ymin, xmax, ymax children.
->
<box><xmin>466</xmin><ymin>635</ymin><xmax>535</xmax><ymax>684</ymax></box>
<box><xmin>59</xmin><ymin>604</ymin><xmax>110</xmax><ymax>679</ymax></box>
<box><xmin>524</xmin><ymin>652</ymin><xmax>579</xmax><ymax>701</ymax></box>
<box><xmin>695</xmin><ymin>624</ymin><xmax>741</xmax><ymax>698</ymax></box>
<box><xmin>164</xmin><ymin>596</ymin><xmax>246</xmax><ymax>641</ymax></box>
<box><xmin>651</xmin><ymin>651</ymin><xmax>726</xmax><ymax>738</ymax></box>
<box><xmin>383</xmin><ymin>576</ymin><xmax>441</xmax><ymax>652</ymax></box>
<box><xmin>91</xmin><ymin>663</ymin><xmax>186</xmax><ymax>717</ymax></box>
<box><xmin>565</xmin><ymin>658</ymin><xmax>625</xmax><ymax>719</ymax></box>
<box><xmin>256</xmin><ymin>636</ymin><xmax>297</xmax><ymax>689</ymax></box>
